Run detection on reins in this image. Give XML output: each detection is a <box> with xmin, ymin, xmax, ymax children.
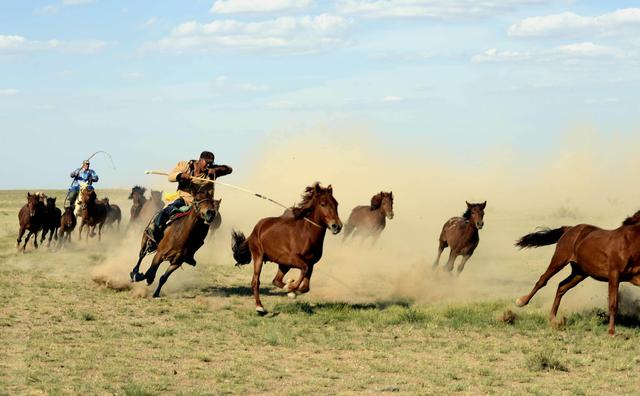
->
<box><xmin>145</xmin><ymin>170</ymin><xmax>323</xmax><ymax>229</ymax></box>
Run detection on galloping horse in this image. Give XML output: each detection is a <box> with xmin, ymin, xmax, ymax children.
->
<box><xmin>128</xmin><ymin>186</ymin><xmax>147</xmax><ymax>224</ymax></box>
<box><xmin>232</xmin><ymin>183</ymin><xmax>343</xmax><ymax>314</ymax></box>
<box><xmin>103</xmin><ymin>198</ymin><xmax>122</xmax><ymax>230</ymax></box>
<box><xmin>342</xmin><ymin>191</ymin><xmax>394</xmax><ymax>244</ymax></box>
<box><xmin>130</xmin><ymin>185</ymin><xmax>218</xmax><ymax>298</ymax></box>
<box><xmin>41</xmin><ymin>197</ymin><xmax>62</xmax><ymax>248</ymax></box>
<box><xmin>58</xmin><ymin>207</ymin><xmax>76</xmax><ymax>247</ymax></box>
<box><xmin>433</xmin><ymin>201</ymin><xmax>486</xmax><ymax>275</ymax></box>
<box><xmin>515</xmin><ymin>209</ymin><xmax>640</xmax><ymax>335</ymax></box>
<box><xmin>78</xmin><ymin>187</ymin><xmax>108</xmax><ymax>241</ymax></box>
<box><xmin>17</xmin><ymin>193</ymin><xmax>45</xmax><ymax>251</ymax></box>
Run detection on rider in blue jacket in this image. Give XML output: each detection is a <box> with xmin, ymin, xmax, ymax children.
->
<box><xmin>66</xmin><ymin>160</ymin><xmax>99</xmax><ymax>208</ymax></box>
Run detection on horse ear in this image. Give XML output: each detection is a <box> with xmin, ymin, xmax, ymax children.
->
<box><xmin>327</xmin><ymin>184</ymin><xmax>333</xmax><ymax>193</ymax></box>
<box><xmin>480</xmin><ymin>201</ymin><xmax>487</xmax><ymax>209</ymax></box>
<box><xmin>27</xmin><ymin>192</ymin><xmax>31</xmax><ymax>198</ymax></box>
<box><xmin>390</xmin><ymin>191</ymin><xmax>393</xmax><ymax>199</ymax></box>
<box><xmin>466</xmin><ymin>201</ymin><xmax>471</xmax><ymax>208</ymax></box>
<box><xmin>53</xmin><ymin>197</ymin><xmax>57</xmax><ymax>202</ymax></box>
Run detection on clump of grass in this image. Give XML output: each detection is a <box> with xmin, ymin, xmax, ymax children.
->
<box><xmin>276</xmin><ymin>301</ymin><xmax>314</xmax><ymax>315</ymax></box>
<box><xmin>388</xmin><ymin>308</ymin><xmax>428</xmax><ymax>325</ymax></box>
<box><xmin>525</xmin><ymin>349</ymin><xmax>568</xmax><ymax>372</ymax></box>
<box><xmin>81</xmin><ymin>312</ymin><xmax>95</xmax><ymax>321</ymax></box>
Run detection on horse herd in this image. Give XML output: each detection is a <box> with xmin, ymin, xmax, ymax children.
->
<box><xmin>15</xmin><ymin>182</ymin><xmax>640</xmax><ymax>334</ymax></box>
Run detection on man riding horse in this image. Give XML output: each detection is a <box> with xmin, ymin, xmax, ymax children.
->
<box><xmin>145</xmin><ymin>151</ymin><xmax>232</xmax><ymax>258</ymax></box>
<box><xmin>66</xmin><ymin>160</ymin><xmax>99</xmax><ymax>209</ymax></box>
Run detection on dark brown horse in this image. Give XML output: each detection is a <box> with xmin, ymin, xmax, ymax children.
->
<box><xmin>103</xmin><ymin>198</ymin><xmax>122</xmax><ymax>230</ymax></box>
<box><xmin>515</xmin><ymin>209</ymin><xmax>640</xmax><ymax>335</ymax></box>
<box><xmin>137</xmin><ymin>190</ymin><xmax>164</xmax><ymax>227</ymax></box>
<box><xmin>342</xmin><ymin>191</ymin><xmax>394</xmax><ymax>244</ymax></box>
<box><xmin>433</xmin><ymin>201</ymin><xmax>486</xmax><ymax>275</ymax></box>
<box><xmin>58</xmin><ymin>207</ymin><xmax>77</xmax><ymax>247</ymax></box>
<box><xmin>41</xmin><ymin>197</ymin><xmax>62</xmax><ymax>247</ymax></box>
<box><xmin>16</xmin><ymin>193</ymin><xmax>46</xmax><ymax>251</ymax></box>
<box><xmin>78</xmin><ymin>188</ymin><xmax>108</xmax><ymax>241</ymax></box>
<box><xmin>130</xmin><ymin>186</ymin><xmax>218</xmax><ymax>298</ymax></box>
<box><xmin>232</xmin><ymin>183</ymin><xmax>343</xmax><ymax>315</ymax></box>
<box><xmin>128</xmin><ymin>186</ymin><xmax>147</xmax><ymax>224</ymax></box>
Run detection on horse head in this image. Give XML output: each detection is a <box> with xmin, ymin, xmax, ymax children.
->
<box><xmin>372</xmin><ymin>191</ymin><xmax>394</xmax><ymax>220</ymax></box>
<box><xmin>294</xmin><ymin>183</ymin><xmax>343</xmax><ymax>234</ymax></box>
<box><xmin>464</xmin><ymin>201</ymin><xmax>486</xmax><ymax>230</ymax></box>
<box><xmin>46</xmin><ymin>196</ymin><xmax>57</xmax><ymax>209</ymax></box>
<box><xmin>129</xmin><ymin>186</ymin><xmax>147</xmax><ymax>201</ymax></box>
<box><xmin>26</xmin><ymin>192</ymin><xmax>39</xmax><ymax>217</ymax></box>
<box><xmin>191</xmin><ymin>189</ymin><xmax>217</xmax><ymax>224</ymax></box>
<box><xmin>150</xmin><ymin>190</ymin><xmax>162</xmax><ymax>202</ymax></box>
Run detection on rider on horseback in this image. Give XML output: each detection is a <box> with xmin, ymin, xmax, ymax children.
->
<box><xmin>145</xmin><ymin>151</ymin><xmax>231</xmax><ymax>260</ymax></box>
<box><xmin>65</xmin><ymin>160</ymin><xmax>99</xmax><ymax>209</ymax></box>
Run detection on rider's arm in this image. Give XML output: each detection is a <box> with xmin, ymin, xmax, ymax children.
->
<box><xmin>70</xmin><ymin>168</ymin><xmax>80</xmax><ymax>178</ymax></box>
<box><xmin>208</xmin><ymin>165</ymin><xmax>232</xmax><ymax>178</ymax></box>
<box><xmin>168</xmin><ymin>161</ymin><xmax>189</xmax><ymax>183</ymax></box>
<box><xmin>90</xmin><ymin>171</ymin><xmax>99</xmax><ymax>183</ymax></box>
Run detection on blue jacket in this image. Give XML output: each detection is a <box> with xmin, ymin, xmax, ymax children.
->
<box><xmin>69</xmin><ymin>168</ymin><xmax>99</xmax><ymax>191</ymax></box>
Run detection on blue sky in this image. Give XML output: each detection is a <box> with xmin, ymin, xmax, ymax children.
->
<box><xmin>1</xmin><ymin>0</ymin><xmax>639</xmax><ymax>188</ymax></box>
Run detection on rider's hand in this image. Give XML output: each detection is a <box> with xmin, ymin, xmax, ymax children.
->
<box><xmin>180</xmin><ymin>172</ymin><xmax>191</xmax><ymax>181</ymax></box>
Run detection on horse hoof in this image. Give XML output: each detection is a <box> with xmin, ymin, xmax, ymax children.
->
<box><xmin>515</xmin><ymin>298</ymin><xmax>525</xmax><ymax>307</ymax></box>
<box><xmin>287</xmin><ymin>292</ymin><xmax>297</xmax><ymax>299</ymax></box>
<box><xmin>256</xmin><ymin>307</ymin><xmax>267</xmax><ymax>316</ymax></box>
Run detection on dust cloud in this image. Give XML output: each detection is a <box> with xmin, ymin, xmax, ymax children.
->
<box><xmin>91</xmin><ymin>125</ymin><xmax>640</xmax><ymax>312</ymax></box>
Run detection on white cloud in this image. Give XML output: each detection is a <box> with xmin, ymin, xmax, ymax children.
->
<box><xmin>151</xmin><ymin>14</ymin><xmax>351</xmax><ymax>53</ymax></box>
<box><xmin>508</xmin><ymin>8</ymin><xmax>640</xmax><ymax>38</ymax></box>
<box><xmin>0</xmin><ymin>89</ymin><xmax>20</xmax><ymax>96</ymax></box>
<box><xmin>141</xmin><ymin>17</ymin><xmax>159</xmax><ymax>29</ymax></box>
<box><xmin>336</xmin><ymin>0</ymin><xmax>547</xmax><ymax>20</ymax></box>
<box><xmin>0</xmin><ymin>34</ymin><xmax>108</xmax><ymax>54</ymax></box>
<box><xmin>472</xmin><ymin>48</ymin><xmax>530</xmax><ymax>63</ymax></box>
<box><xmin>472</xmin><ymin>42</ymin><xmax>629</xmax><ymax>65</ymax></box>
<box><xmin>211</xmin><ymin>0</ymin><xmax>312</xmax><ymax>14</ymax></box>
<box><xmin>36</xmin><ymin>5</ymin><xmax>58</xmax><ymax>15</ymax></box>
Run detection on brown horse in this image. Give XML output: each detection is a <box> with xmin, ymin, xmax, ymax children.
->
<box><xmin>128</xmin><ymin>186</ymin><xmax>147</xmax><ymax>224</ymax></box>
<box><xmin>103</xmin><ymin>198</ymin><xmax>122</xmax><ymax>231</ymax></box>
<box><xmin>433</xmin><ymin>201</ymin><xmax>486</xmax><ymax>275</ymax></box>
<box><xmin>130</xmin><ymin>186</ymin><xmax>218</xmax><ymax>298</ymax></box>
<box><xmin>78</xmin><ymin>188</ymin><xmax>108</xmax><ymax>241</ymax></box>
<box><xmin>41</xmin><ymin>197</ymin><xmax>62</xmax><ymax>248</ymax></box>
<box><xmin>342</xmin><ymin>191</ymin><xmax>394</xmax><ymax>244</ymax></box>
<box><xmin>137</xmin><ymin>190</ymin><xmax>164</xmax><ymax>227</ymax></box>
<box><xmin>515</xmin><ymin>209</ymin><xmax>640</xmax><ymax>335</ymax></box>
<box><xmin>58</xmin><ymin>207</ymin><xmax>77</xmax><ymax>247</ymax></box>
<box><xmin>232</xmin><ymin>183</ymin><xmax>343</xmax><ymax>315</ymax></box>
<box><xmin>16</xmin><ymin>193</ymin><xmax>46</xmax><ymax>251</ymax></box>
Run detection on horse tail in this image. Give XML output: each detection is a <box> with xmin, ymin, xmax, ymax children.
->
<box><xmin>231</xmin><ymin>230</ymin><xmax>251</xmax><ymax>265</ymax></box>
<box><xmin>515</xmin><ymin>226</ymin><xmax>570</xmax><ymax>249</ymax></box>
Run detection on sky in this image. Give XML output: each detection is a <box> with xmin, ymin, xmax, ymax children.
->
<box><xmin>1</xmin><ymin>0</ymin><xmax>639</xmax><ymax>189</ymax></box>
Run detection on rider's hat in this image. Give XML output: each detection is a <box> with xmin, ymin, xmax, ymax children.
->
<box><xmin>82</xmin><ymin>160</ymin><xmax>90</xmax><ymax>166</ymax></box>
<box><xmin>199</xmin><ymin>151</ymin><xmax>215</xmax><ymax>164</ymax></box>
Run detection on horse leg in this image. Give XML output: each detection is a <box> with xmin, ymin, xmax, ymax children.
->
<box><xmin>145</xmin><ymin>253</ymin><xmax>164</xmax><ymax>286</ymax></box>
<box><xmin>444</xmin><ymin>250</ymin><xmax>457</xmax><ymax>273</ymax></box>
<box><xmin>33</xmin><ymin>231</ymin><xmax>39</xmax><ymax>249</ymax></box>
<box><xmin>130</xmin><ymin>246</ymin><xmax>148</xmax><ymax>282</ymax></box>
<box><xmin>16</xmin><ymin>226</ymin><xmax>26</xmax><ymax>250</ymax></box>
<box><xmin>297</xmin><ymin>265</ymin><xmax>315</xmax><ymax>294</ymax></box>
<box><xmin>153</xmin><ymin>262</ymin><xmax>181</xmax><ymax>298</ymax></box>
<box><xmin>272</xmin><ymin>264</ymin><xmax>290</xmax><ymax>288</ymax></box>
<box><xmin>252</xmin><ymin>254</ymin><xmax>266</xmax><ymax>315</ymax></box>
<box><xmin>456</xmin><ymin>255</ymin><xmax>472</xmax><ymax>276</ymax></box>
<box><xmin>433</xmin><ymin>240</ymin><xmax>447</xmax><ymax>270</ymax></box>
<box><xmin>549</xmin><ymin>265</ymin><xmax>586</xmax><ymax>324</ymax></box>
<box><xmin>98</xmin><ymin>223</ymin><xmax>103</xmax><ymax>241</ymax></box>
<box><xmin>608</xmin><ymin>271</ymin><xmax>620</xmax><ymax>335</ymax></box>
<box><xmin>284</xmin><ymin>261</ymin><xmax>308</xmax><ymax>293</ymax></box>
<box><xmin>515</xmin><ymin>251</ymin><xmax>569</xmax><ymax>307</ymax></box>
<box><xmin>23</xmin><ymin>231</ymin><xmax>33</xmax><ymax>251</ymax></box>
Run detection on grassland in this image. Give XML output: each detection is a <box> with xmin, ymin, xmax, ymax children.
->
<box><xmin>1</xmin><ymin>189</ymin><xmax>640</xmax><ymax>395</ymax></box>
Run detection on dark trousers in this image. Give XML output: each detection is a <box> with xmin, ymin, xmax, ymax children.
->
<box><xmin>154</xmin><ymin>198</ymin><xmax>186</xmax><ymax>230</ymax></box>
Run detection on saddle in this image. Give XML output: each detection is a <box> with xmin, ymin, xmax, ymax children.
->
<box><xmin>166</xmin><ymin>205</ymin><xmax>192</xmax><ymax>226</ymax></box>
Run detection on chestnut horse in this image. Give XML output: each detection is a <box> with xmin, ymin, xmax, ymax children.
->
<box><xmin>342</xmin><ymin>191</ymin><xmax>394</xmax><ymax>244</ymax></box>
<box><xmin>128</xmin><ymin>186</ymin><xmax>147</xmax><ymax>224</ymax></box>
<box><xmin>78</xmin><ymin>188</ymin><xmax>108</xmax><ymax>241</ymax></box>
<box><xmin>41</xmin><ymin>197</ymin><xmax>62</xmax><ymax>247</ymax></box>
<box><xmin>58</xmin><ymin>207</ymin><xmax>77</xmax><ymax>247</ymax></box>
<box><xmin>16</xmin><ymin>192</ymin><xmax>45</xmax><ymax>251</ymax></box>
<box><xmin>130</xmin><ymin>186</ymin><xmax>218</xmax><ymax>298</ymax></box>
<box><xmin>515</xmin><ymin>209</ymin><xmax>640</xmax><ymax>335</ymax></box>
<box><xmin>231</xmin><ymin>183</ymin><xmax>343</xmax><ymax>315</ymax></box>
<box><xmin>433</xmin><ymin>201</ymin><xmax>486</xmax><ymax>275</ymax></box>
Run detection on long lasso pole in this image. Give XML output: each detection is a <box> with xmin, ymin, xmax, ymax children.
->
<box><xmin>144</xmin><ymin>170</ymin><xmax>323</xmax><ymax>228</ymax></box>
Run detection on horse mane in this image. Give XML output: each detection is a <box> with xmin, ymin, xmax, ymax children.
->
<box><xmin>463</xmin><ymin>208</ymin><xmax>472</xmax><ymax>220</ymax></box>
<box><xmin>292</xmin><ymin>182</ymin><xmax>323</xmax><ymax>219</ymax></box>
<box><xmin>371</xmin><ymin>192</ymin><xmax>384</xmax><ymax>210</ymax></box>
<box><xmin>622</xmin><ymin>210</ymin><xmax>640</xmax><ymax>226</ymax></box>
<box><xmin>129</xmin><ymin>185</ymin><xmax>147</xmax><ymax>199</ymax></box>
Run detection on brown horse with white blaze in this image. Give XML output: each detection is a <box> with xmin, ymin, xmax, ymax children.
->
<box><xmin>433</xmin><ymin>201</ymin><xmax>486</xmax><ymax>275</ymax></box>
<box><xmin>515</xmin><ymin>209</ymin><xmax>640</xmax><ymax>335</ymax></box>
<box><xmin>130</xmin><ymin>186</ymin><xmax>218</xmax><ymax>298</ymax></box>
<box><xmin>342</xmin><ymin>191</ymin><xmax>394</xmax><ymax>244</ymax></box>
<box><xmin>232</xmin><ymin>183</ymin><xmax>343</xmax><ymax>315</ymax></box>
<box><xmin>78</xmin><ymin>188</ymin><xmax>108</xmax><ymax>241</ymax></box>
<box><xmin>17</xmin><ymin>193</ymin><xmax>46</xmax><ymax>251</ymax></box>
